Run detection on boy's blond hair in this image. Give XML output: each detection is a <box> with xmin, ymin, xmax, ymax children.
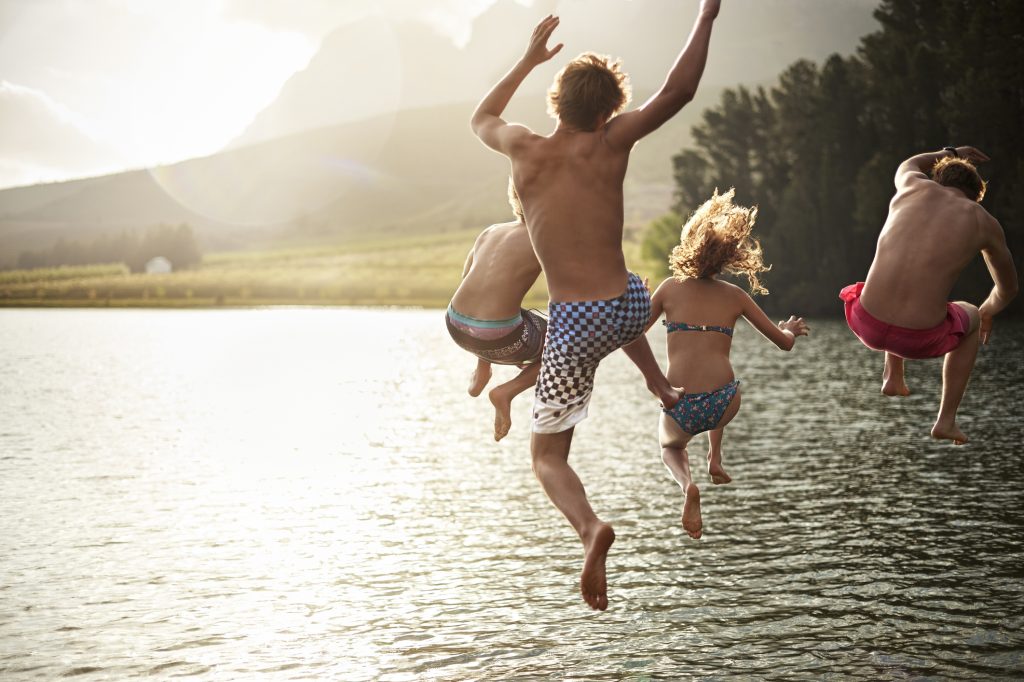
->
<box><xmin>508</xmin><ymin>177</ymin><xmax>524</xmax><ymax>222</ymax></box>
<box><xmin>547</xmin><ymin>52</ymin><xmax>631</xmax><ymax>131</ymax></box>
<box><xmin>670</xmin><ymin>188</ymin><xmax>770</xmax><ymax>295</ymax></box>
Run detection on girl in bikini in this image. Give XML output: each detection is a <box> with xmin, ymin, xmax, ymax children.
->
<box><xmin>648</xmin><ymin>189</ymin><xmax>809</xmax><ymax>539</ymax></box>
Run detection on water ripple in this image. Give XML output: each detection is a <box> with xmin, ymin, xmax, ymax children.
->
<box><xmin>0</xmin><ymin>309</ymin><xmax>1022</xmax><ymax>680</ymax></box>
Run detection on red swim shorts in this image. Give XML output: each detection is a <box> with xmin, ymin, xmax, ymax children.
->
<box><xmin>839</xmin><ymin>282</ymin><xmax>971</xmax><ymax>360</ymax></box>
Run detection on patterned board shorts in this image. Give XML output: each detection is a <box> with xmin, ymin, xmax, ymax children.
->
<box><xmin>446</xmin><ymin>308</ymin><xmax>547</xmax><ymax>365</ymax></box>
<box><xmin>532</xmin><ymin>272</ymin><xmax>651</xmax><ymax>434</ymax></box>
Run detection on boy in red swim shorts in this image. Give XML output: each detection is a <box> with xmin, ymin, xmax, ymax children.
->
<box><xmin>841</xmin><ymin>146</ymin><xmax>1018</xmax><ymax>444</ymax></box>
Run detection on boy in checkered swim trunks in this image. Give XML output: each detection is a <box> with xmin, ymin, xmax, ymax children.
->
<box><xmin>471</xmin><ymin>2</ymin><xmax>720</xmax><ymax>610</ymax></box>
<box><xmin>532</xmin><ymin>272</ymin><xmax>651</xmax><ymax>432</ymax></box>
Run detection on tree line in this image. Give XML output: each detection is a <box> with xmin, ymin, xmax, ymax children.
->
<box><xmin>645</xmin><ymin>0</ymin><xmax>1023</xmax><ymax>316</ymax></box>
<box><xmin>16</xmin><ymin>224</ymin><xmax>202</xmax><ymax>273</ymax></box>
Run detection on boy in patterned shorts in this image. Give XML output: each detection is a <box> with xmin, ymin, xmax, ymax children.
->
<box><xmin>470</xmin><ymin>2</ymin><xmax>721</xmax><ymax>610</ymax></box>
<box><xmin>446</xmin><ymin>179</ymin><xmax>547</xmax><ymax>442</ymax></box>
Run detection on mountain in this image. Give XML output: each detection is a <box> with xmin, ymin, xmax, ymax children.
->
<box><xmin>0</xmin><ymin>86</ymin><xmax>718</xmax><ymax>267</ymax></box>
<box><xmin>0</xmin><ymin>0</ymin><xmax>882</xmax><ymax>267</ymax></box>
<box><xmin>232</xmin><ymin>0</ymin><xmax>878</xmax><ymax>146</ymax></box>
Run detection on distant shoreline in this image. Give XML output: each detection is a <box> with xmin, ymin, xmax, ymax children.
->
<box><xmin>0</xmin><ymin>296</ymin><xmax>549</xmax><ymax>310</ymax></box>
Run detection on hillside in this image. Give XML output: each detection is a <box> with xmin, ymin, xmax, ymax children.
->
<box><xmin>0</xmin><ymin>87</ymin><xmax>722</xmax><ymax>267</ymax></box>
<box><xmin>0</xmin><ymin>0</ymin><xmax>882</xmax><ymax>267</ymax></box>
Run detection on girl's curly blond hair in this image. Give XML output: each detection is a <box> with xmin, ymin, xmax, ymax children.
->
<box><xmin>669</xmin><ymin>188</ymin><xmax>770</xmax><ymax>295</ymax></box>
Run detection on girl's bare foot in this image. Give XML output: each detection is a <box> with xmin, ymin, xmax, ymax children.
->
<box><xmin>931</xmin><ymin>419</ymin><xmax>967</xmax><ymax>445</ymax></box>
<box><xmin>487</xmin><ymin>385</ymin><xmax>514</xmax><ymax>442</ymax></box>
<box><xmin>468</xmin><ymin>363</ymin><xmax>492</xmax><ymax>397</ymax></box>
<box><xmin>707</xmin><ymin>454</ymin><xmax>732</xmax><ymax>485</ymax></box>
<box><xmin>580</xmin><ymin>523</ymin><xmax>615</xmax><ymax>611</ymax></box>
<box><xmin>682</xmin><ymin>484</ymin><xmax>702</xmax><ymax>539</ymax></box>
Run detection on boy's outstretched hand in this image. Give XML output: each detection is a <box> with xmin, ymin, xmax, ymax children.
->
<box><xmin>954</xmin><ymin>146</ymin><xmax>990</xmax><ymax>164</ymax></box>
<box><xmin>979</xmin><ymin>304</ymin><xmax>994</xmax><ymax>344</ymax></box>
<box><xmin>778</xmin><ymin>315</ymin><xmax>809</xmax><ymax>337</ymax></box>
<box><xmin>524</xmin><ymin>15</ymin><xmax>563</xmax><ymax>66</ymax></box>
<box><xmin>700</xmin><ymin>0</ymin><xmax>721</xmax><ymax>19</ymax></box>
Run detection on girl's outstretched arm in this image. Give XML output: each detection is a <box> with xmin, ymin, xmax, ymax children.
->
<box><xmin>739</xmin><ymin>290</ymin><xmax>808</xmax><ymax>351</ymax></box>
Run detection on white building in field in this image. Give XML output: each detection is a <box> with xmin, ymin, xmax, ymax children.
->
<box><xmin>145</xmin><ymin>256</ymin><xmax>172</xmax><ymax>274</ymax></box>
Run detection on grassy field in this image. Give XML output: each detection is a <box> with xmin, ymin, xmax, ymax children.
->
<box><xmin>0</xmin><ymin>231</ymin><xmax>666</xmax><ymax>309</ymax></box>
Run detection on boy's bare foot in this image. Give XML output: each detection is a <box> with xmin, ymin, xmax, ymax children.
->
<box><xmin>488</xmin><ymin>385</ymin><xmax>513</xmax><ymax>442</ymax></box>
<box><xmin>468</xmin><ymin>363</ymin><xmax>492</xmax><ymax>397</ymax></box>
<box><xmin>931</xmin><ymin>420</ymin><xmax>968</xmax><ymax>445</ymax></box>
<box><xmin>682</xmin><ymin>484</ymin><xmax>702</xmax><ymax>539</ymax></box>
<box><xmin>881</xmin><ymin>377</ymin><xmax>911</xmax><ymax>397</ymax></box>
<box><xmin>707</xmin><ymin>455</ymin><xmax>732</xmax><ymax>485</ymax></box>
<box><xmin>580</xmin><ymin>522</ymin><xmax>615</xmax><ymax>611</ymax></box>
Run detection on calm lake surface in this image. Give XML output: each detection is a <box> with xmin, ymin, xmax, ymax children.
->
<box><xmin>1</xmin><ymin>308</ymin><xmax>1022</xmax><ymax>680</ymax></box>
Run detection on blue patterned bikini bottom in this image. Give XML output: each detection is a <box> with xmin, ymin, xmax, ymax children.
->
<box><xmin>662</xmin><ymin>379</ymin><xmax>740</xmax><ymax>435</ymax></box>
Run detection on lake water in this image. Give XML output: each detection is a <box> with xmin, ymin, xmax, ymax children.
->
<box><xmin>1</xmin><ymin>308</ymin><xmax>1022</xmax><ymax>680</ymax></box>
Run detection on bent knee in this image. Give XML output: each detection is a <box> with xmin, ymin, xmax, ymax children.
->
<box><xmin>953</xmin><ymin>301</ymin><xmax>981</xmax><ymax>333</ymax></box>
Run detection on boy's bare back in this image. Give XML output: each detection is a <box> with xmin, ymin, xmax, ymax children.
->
<box><xmin>451</xmin><ymin>221</ymin><xmax>541</xmax><ymax>321</ymax></box>
<box><xmin>861</xmin><ymin>147</ymin><xmax>1012</xmax><ymax>330</ymax></box>
<box><xmin>511</xmin><ymin>131</ymin><xmax>630</xmax><ymax>301</ymax></box>
<box><xmin>863</xmin><ymin>178</ymin><xmax>995</xmax><ymax>328</ymax></box>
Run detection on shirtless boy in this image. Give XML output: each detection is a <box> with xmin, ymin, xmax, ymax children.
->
<box><xmin>840</xmin><ymin>146</ymin><xmax>1018</xmax><ymax>444</ymax></box>
<box><xmin>447</xmin><ymin>179</ymin><xmax>545</xmax><ymax>442</ymax></box>
<box><xmin>471</xmin><ymin>1</ymin><xmax>720</xmax><ymax>610</ymax></box>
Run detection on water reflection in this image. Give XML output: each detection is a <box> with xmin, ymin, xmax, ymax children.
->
<box><xmin>0</xmin><ymin>309</ymin><xmax>1021</xmax><ymax>680</ymax></box>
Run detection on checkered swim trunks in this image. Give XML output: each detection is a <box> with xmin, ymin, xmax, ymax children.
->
<box><xmin>532</xmin><ymin>272</ymin><xmax>651</xmax><ymax>433</ymax></box>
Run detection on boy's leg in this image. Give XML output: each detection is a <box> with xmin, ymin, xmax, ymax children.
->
<box><xmin>468</xmin><ymin>357</ymin><xmax>492</xmax><ymax>397</ymax></box>
<box><xmin>621</xmin><ymin>335</ymin><xmax>680</xmax><ymax>407</ymax></box>
<box><xmin>660</xmin><ymin>415</ymin><xmax>701</xmax><ymax>538</ymax></box>
<box><xmin>881</xmin><ymin>352</ymin><xmax>911</xmax><ymax>396</ymax></box>
<box><xmin>932</xmin><ymin>302</ymin><xmax>981</xmax><ymax>445</ymax></box>
<box><xmin>531</xmin><ymin>429</ymin><xmax>615</xmax><ymax>611</ymax></box>
<box><xmin>488</xmin><ymin>362</ymin><xmax>541</xmax><ymax>441</ymax></box>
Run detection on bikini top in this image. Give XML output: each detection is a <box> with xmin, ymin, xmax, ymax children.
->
<box><xmin>663</xmin><ymin>320</ymin><xmax>734</xmax><ymax>337</ymax></box>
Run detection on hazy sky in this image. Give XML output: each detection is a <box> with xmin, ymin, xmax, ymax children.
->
<box><xmin>0</xmin><ymin>0</ymin><xmax>876</xmax><ymax>192</ymax></box>
<box><xmin>0</xmin><ymin>0</ymin><xmax>506</xmax><ymax>189</ymax></box>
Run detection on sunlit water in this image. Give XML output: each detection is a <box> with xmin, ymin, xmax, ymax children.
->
<box><xmin>1</xmin><ymin>308</ymin><xmax>1022</xmax><ymax>680</ymax></box>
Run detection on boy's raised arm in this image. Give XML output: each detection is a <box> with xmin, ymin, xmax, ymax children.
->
<box><xmin>604</xmin><ymin>0</ymin><xmax>720</xmax><ymax>150</ymax></box>
<box><xmin>471</xmin><ymin>15</ymin><xmax>563</xmax><ymax>154</ymax></box>
<box><xmin>978</xmin><ymin>215</ymin><xmax>1019</xmax><ymax>343</ymax></box>
<box><xmin>895</xmin><ymin>146</ymin><xmax>990</xmax><ymax>190</ymax></box>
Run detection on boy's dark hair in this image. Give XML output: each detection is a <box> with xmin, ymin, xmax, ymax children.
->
<box><xmin>932</xmin><ymin>156</ymin><xmax>987</xmax><ymax>202</ymax></box>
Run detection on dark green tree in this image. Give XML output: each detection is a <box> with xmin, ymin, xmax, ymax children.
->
<box><xmin>657</xmin><ymin>0</ymin><xmax>1023</xmax><ymax>315</ymax></box>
